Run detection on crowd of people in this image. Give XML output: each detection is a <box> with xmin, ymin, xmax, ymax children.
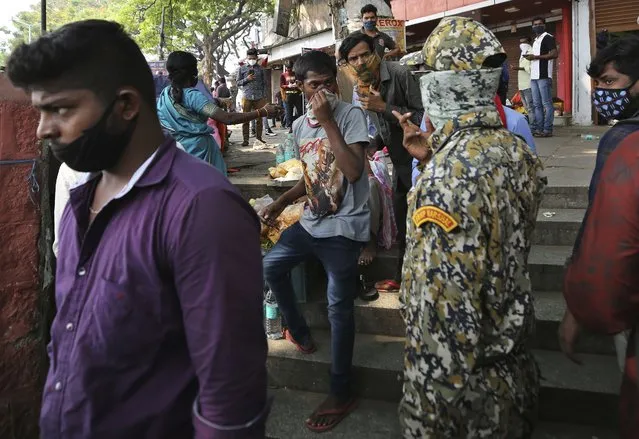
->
<box><xmin>4</xmin><ymin>3</ymin><xmax>639</xmax><ymax>438</ymax></box>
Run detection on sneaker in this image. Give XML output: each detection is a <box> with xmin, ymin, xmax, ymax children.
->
<box><xmin>265</xmin><ymin>131</ymin><xmax>277</xmax><ymax>137</ymax></box>
<box><xmin>241</xmin><ymin>140</ymin><xmax>249</xmax><ymax>147</ymax></box>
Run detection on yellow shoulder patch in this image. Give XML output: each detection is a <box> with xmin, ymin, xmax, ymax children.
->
<box><xmin>412</xmin><ymin>206</ymin><xmax>459</xmax><ymax>232</ymax></box>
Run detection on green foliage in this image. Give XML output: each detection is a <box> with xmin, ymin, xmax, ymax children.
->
<box><xmin>0</xmin><ymin>0</ymin><xmax>111</xmax><ymax>61</ymax></box>
<box><xmin>111</xmin><ymin>0</ymin><xmax>274</xmax><ymax>76</ymax></box>
<box><xmin>1</xmin><ymin>0</ymin><xmax>274</xmax><ymax>78</ymax></box>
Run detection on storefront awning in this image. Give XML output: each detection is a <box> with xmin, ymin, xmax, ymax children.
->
<box><xmin>268</xmin><ymin>30</ymin><xmax>335</xmax><ymax>63</ymax></box>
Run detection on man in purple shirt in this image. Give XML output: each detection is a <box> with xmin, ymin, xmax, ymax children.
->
<box><xmin>7</xmin><ymin>20</ymin><xmax>268</xmax><ymax>439</ymax></box>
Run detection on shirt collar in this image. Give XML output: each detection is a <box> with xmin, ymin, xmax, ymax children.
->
<box><xmin>69</xmin><ymin>135</ymin><xmax>176</xmax><ymax>195</ymax></box>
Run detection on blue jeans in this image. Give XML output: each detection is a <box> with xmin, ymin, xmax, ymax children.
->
<box><xmin>520</xmin><ymin>87</ymin><xmax>535</xmax><ymax>128</ymax></box>
<box><xmin>282</xmin><ymin>102</ymin><xmax>289</xmax><ymax>128</ymax></box>
<box><xmin>530</xmin><ymin>78</ymin><xmax>554</xmax><ymax>134</ymax></box>
<box><xmin>263</xmin><ymin>223</ymin><xmax>361</xmax><ymax>397</ymax></box>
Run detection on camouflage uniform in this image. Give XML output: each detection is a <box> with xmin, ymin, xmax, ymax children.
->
<box><xmin>399</xmin><ymin>17</ymin><xmax>547</xmax><ymax>438</ymax></box>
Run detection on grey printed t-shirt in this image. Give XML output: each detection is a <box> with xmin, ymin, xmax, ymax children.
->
<box><xmin>293</xmin><ymin>101</ymin><xmax>371</xmax><ymax>242</ymax></box>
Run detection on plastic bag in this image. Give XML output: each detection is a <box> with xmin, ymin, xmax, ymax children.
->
<box><xmin>261</xmin><ymin>203</ymin><xmax>305</xmax><ymax>245</ymax></box>
<box><xmin>249</xmin><ymin>195</ymin><xmax>274</xmax><ymax>214</ymax></box>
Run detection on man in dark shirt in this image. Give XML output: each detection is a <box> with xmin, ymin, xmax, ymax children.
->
<box><xmin>358</xmin><ymin>4</ymin><xmax>401</xmax><ymax>60</ymax></box>
<box><xmin>280</xmin><ymin>60</ymin><xmax>302</xmax><ymax>130</ymax></box>
<box><xmin>525</xmin><ymin>17</ymin><xmax>558</xmax><ymax>137</ymax></box>
<box><xmin>216</xmin><ymin>76</ymin><xmax>231</xmax><ymax>99</ymax></box>
<box><xmin>339</xmin><ymin>32</ymin><xmax>423</xmax><ymax>292</ymax></box>
<box><xmin>7</xmin><ymin>19</ymin><xmax>268</xmax><ymax>438</ymax></box>
<box><xmin>560</xmin><ymin>36</ymin><xmax>639</xmax><ymax>391</ymax></box>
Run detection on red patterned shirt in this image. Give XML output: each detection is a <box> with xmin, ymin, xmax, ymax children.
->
<box><xmin>564</xmin><ymin>130</ymin><xmax>639</xmax><ymax>437</ymax></box>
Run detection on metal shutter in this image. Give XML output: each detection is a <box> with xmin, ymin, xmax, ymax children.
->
<box><xmin>595</xmin><ymin>0</ymin><xmax>639</xmax><ymax>32</ymax></box>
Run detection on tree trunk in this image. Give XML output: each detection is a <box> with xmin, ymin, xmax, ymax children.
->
<box><xmin>329</xmin><ymin>0</ymin><xmax>393</xmax><ymax>102</ymax></box>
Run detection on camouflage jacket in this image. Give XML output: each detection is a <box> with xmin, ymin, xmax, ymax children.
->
<box><xmin>400</xmin><ymin>68</ymin><xmax>547</xmax><ymax>436</ymax></box>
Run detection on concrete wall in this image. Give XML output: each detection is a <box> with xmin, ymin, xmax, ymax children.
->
<box><xmin>0</xmin><ymin>74</ymin><xmax>48</xmax><ymax>439</ymax></box>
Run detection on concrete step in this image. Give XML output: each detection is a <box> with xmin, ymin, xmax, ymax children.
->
<box><xmin>266</xmin><ymin>389</ymin><xmax>619</xmax><ymax>439</ymax></box>
<box><xmin>300</xmin><ymin>291</ymin><xmax>615</xmax><ymax>356</ymax></box>
<box><xmin>233</xmin><ymin>178</ymin><xmax>590</xmax><ymax>211</ymax></box>
<box><xmin>267</xmin><ymin>330</ymin><xmax>621</xmax><ymax>427</ymax></box>
<box><xmin>359</xmin><ymin>245</ymin><xmax>572</xmax><ymax>292</ymax></box>
<box><xmin>541</xmin><ymin>186</ymin><xmax>589</xmax><ymax>210</ymax></box>
<box><xmin>533</xmin><ymin>208</ymin><xmax>585</xmax><ymax>246</ymax></box>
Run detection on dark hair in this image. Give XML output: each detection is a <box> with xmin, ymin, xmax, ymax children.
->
<box><xmin>532</xmin><ymin>17</ymin><xmax>546</xmax><ymax>24</ymax></box>
<box><xmin>588</xmin><ymin>35</ymin><xmax>639</xmax><ymax>81</ymax></box>
<box><xmin>166</xmin><ymin>51</ymin><xmax>198</xmax><ymax>103</ymax></box>
<box><xmin>219</xmin><ymin>76</ymin><xmax>226</xmax><ymax>83</ymax></box>
<box><xmin>293</xmin><ymin>51</ymin><xmax>337</xmax><ymax>82</ymax></box>
<box><xmin>6</xmin><ymin>20</ymin><xmax>156</xmax><ymax>109</ymax></box>
<box><xmin>247</xmin><ymin>48</ymin><xmax>258</xmax><ymax>57</ymax></box>
<box><xmin>339</xmin><ymin>33</ymin><xmax>376</xmax><ymax>63</ymax></box>
<box><xmin>361</xmin><ymin>4</ymin><xmax>378</xmax><ymax>16</ymax></box>
<box><xmin>520</xmin><ymin>36</ymin><xmax>532</xmax><ymax>44</ymax></box>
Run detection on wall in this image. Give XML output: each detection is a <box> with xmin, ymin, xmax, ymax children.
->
<box><xmin>0</xmin><ymin>74</ymin><xmax>48</xmax><ymax>439</ymax></box>
<box><xmin>393</xmin><ymin>0</ymin><xmax>500</xmax><ymax>21</ymax></box>
<box><xmin>262</xmin><ymin>0</ymin><xmax>332</xmax><ymax>50</ymax></box>
<box><xmin>572</xmin><ymin>0</ymin><xmax>593</xmax><ymax>125</ymax></box>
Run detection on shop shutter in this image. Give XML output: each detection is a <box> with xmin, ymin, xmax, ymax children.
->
<box><xmin>595</xmin><ymin>0</ymin><xmax>639</xmax><ymax>32</ymax></box>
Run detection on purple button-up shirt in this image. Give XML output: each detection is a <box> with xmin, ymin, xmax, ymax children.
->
<box><xmin>41</xmin><ymin>137</ymin><xmax>268</xmax><ymax>439</ymax></box>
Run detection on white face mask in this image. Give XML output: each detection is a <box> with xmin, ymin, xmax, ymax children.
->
<box><xmin>306</xmin><ymin>89</ymin><xmax>340</xmax><ymax>127</ymax></box>
<box><xmin>248</xmin><ymin>59</ymin><xmax>257</xmax><ymax>66</ymax></box>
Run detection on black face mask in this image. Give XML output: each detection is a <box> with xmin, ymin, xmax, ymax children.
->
<box><xmin>50</xmin><ymin>98</ymin><xmax>138</xmax><ymax>172</ymax></box>
<box><xmin>532</xmin><ymin>24</ymin><xmax>545</xmax><ymax>35</ymax></box>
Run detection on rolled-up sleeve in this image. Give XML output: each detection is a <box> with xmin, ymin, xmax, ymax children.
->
<box><xmin>170</xmin><ymin>186</ymin><xmax>268</xmax><ymax>439</ymax></box>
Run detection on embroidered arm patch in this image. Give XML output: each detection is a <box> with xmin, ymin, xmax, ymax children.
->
<box><xmin>412</xmin><ymin>206</ymin><xmax>459</xmax><ymax>232</ymax></box>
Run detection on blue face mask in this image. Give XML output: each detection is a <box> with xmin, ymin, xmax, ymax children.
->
<box><xmin>364</xmin><ymin>20</ymin><xmax>377</xmax><ymax>31</ymax></box>
<box><xmin>592</xmin><ymin>86</ymin><xmax>635</xmax><ymax>119</ymax></box>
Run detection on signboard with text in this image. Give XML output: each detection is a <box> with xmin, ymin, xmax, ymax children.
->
<box><xmin>377</xmin><ymin>19</ymin><xmax>407</xmax><ymax>54</ymax></box>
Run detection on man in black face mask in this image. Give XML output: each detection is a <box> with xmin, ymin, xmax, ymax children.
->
<box><xmin>560</xmin><ymin>36</ymin><xmax>639</xmax><ymax>373</ymax></box>
<box><xmin>7</xmin><ymin>20</ymin><xmax>268</xmax><ymax>438</ymax></box>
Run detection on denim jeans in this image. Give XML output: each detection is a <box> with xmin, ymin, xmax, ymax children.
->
<box><xmin>263</xmin><ymin>223</ymin><xmax>361</xmax><ymax>397</ymax></box>
<box><xmin>520</xmin><ymin>87</ymin><xmax>535</xmax><ymax>128</ymax></box>
<box><xmin>530</xmin><ymin>78</ymin><xmax>554</xmax><ymax>134</ymax></box>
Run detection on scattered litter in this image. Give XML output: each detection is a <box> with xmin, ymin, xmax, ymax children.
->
<box><xmin>542</xmin><ymin>211</ymin><xmax>557</xmax><ymax>218</ymax></box>
<box><xmin>253</xmin><ymin>139</ymin><xmax>276</xmax><ymax>150</ymax></box>
<box><xmin>580</xmin><ymin>134</ymin><xmax>601</xmax><ymax>141</ymax></box>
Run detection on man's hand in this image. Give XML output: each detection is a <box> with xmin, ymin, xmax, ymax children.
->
<box><xmin>524</xmin><ymin>54</ymin><xmax>537</xmax><ymax>61</ymax></box>
<box><xmin>558</xmin><ymin>310</ymin><xmax>583</xmax><ymax>365</ymax></box>
<box><xmin>358</xmin><ymin>89</ymin><xmax>386</xmax><ymax>113</ymax></box>
<box><xmin>247</xmin><ymin>73</ymin><xmax>256</xmax><ymax>82</ymax></box>
<box><xmin>263</xmin><ymin>103</ymin><xmax>282</xmax><ymax>118</ymax></box>
<box><xmin>311</xmin><ymin>91</ymin><xmax>334</xmax><ymax>126</ymax></box>
<box><xmin>259</xmin><ymin>200</ymin><xmax>287</xmax><ymax>227</ymax></box>
<box><xmin>392</xmin><ymin>111</ymin><xmax>432</xmax><ymax>162</ymax></box>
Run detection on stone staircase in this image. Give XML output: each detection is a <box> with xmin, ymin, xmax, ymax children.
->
<box><xmin>257</xmin><ymin>183</ymin><xmax>621</xmax><ymax>438</ymax></box>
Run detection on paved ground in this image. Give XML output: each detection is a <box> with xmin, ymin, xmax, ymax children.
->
<box><xmin>225</xmin><ymin>121</ymin><xmax>608</xmax><ymax>189</ymax></box>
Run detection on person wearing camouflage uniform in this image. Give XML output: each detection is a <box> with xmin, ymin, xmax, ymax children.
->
<box><xmin>397</xmin><ymin>17</ymin><xmax>547</xmax><ymax>438</ymax></box>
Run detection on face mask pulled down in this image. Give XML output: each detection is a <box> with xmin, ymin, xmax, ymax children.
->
<box><xmin>306</xmin><ymin>89</ymin><xmax>340</xmax><ymax>127</ymax></box>
<box><xmin>50</xmin><ymin>99</ymin><xmax>138</xmax><ymax>172</ymax></box>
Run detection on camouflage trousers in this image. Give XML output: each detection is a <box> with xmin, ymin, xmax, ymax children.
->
<box><xmin>399</xmin><ymin>351</ymin><xmax>540</xmax><ymax>438</ymax></box>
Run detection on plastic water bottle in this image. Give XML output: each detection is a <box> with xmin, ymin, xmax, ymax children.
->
<box><xmin>283</xmin><ymin>134</ymin><xmax>297</xmax><ymax>161</ymax></box>
<box><xmin>275</xmin><ymin>143</ymin><xmax>286</xmax><ymax>165</ymax></box>
<box><xmin>264</xmin><ymin>290</ymin><xmax>283</xmax><ymax>340</ymax></box>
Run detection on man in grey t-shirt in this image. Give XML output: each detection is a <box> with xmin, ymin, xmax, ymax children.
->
<box><xmin>261</xmin><ymin>51</ymin><xmax>369</xmax><ymax>433</ymax></box>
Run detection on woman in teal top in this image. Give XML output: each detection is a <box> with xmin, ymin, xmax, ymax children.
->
<box><xmin>158</xmin><ymin>51</ymin><xmax>279</xmax><ymax>175</ymax></box>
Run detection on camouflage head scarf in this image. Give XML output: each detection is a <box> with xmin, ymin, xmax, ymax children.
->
<box><xmin>419</xmin><ymin>16</ymin><xmax>506</xmax><ymax>130</ymax></box>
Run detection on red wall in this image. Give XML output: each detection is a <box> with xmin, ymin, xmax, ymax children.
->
<box><xmin>393</xmin><ymin>0</ymin><xmax>487</xmax><ymax>20</ymax></box>
<box><xmin>0</xmin><ymin>74</ymin><xmax>44</xmax><ymax>439</ymax></box>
